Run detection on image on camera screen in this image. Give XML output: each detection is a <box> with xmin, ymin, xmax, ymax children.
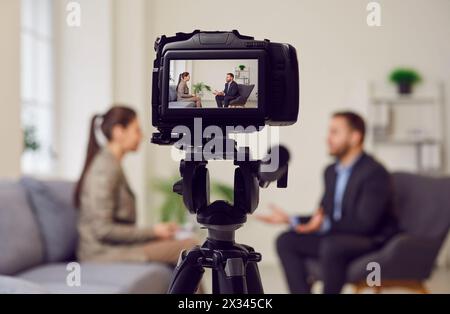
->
<box><xmin>168</xmin><ymin>59</ymin><xmax>258</xmax><ymax>109</ymax></box>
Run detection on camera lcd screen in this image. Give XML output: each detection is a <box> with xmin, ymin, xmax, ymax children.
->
<box><xmin>168</xmin><ymin>59</ymin><xmax>259</xmax><ymax>109</ymax></box>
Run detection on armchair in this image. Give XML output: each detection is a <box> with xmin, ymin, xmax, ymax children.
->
<box><xmin>304</xmin><ymin>172</ymin><xmax>450</xmax><ymax>293</ymax></box>
<box><xmin>229</xmin><ymin>84</ymin><xmax>255</xmax><ymax>107</ymax></box>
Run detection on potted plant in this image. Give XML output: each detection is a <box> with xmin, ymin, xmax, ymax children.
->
<box><xmin>389</xmin><ymin>68</ymin><xmax>422</xmax><ymax>95</ymax></box>
<box><xmin>153</xmin><ymin>176</ymin><xmax>233</xmax><ymax>224</ymax></box>
<box><xmin>192</xmin><ymin>82</ymin><xmax>211</xmax><ymax>98</ymax></box>
<box><xmin>23</xmin><ymin>125</ymin><xmax>40</xmax><ymax>152</ymax></box>
<box><xmin>238</xmin><ymin>64</ymin><xmax>246</xmax><ymax>71</ymax></box>
<box><xmin>153</xmin><ymin>177</ymin><xmax>186</xmax><ymax>224</ymax></box>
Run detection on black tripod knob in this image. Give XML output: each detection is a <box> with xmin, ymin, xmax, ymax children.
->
<box><xmin>173</xmin><ymin>179</ymin><xmax>183</xmax><ymax>195</ymax></box>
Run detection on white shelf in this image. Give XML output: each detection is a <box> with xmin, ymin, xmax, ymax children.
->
<box><xmin>371</xmin><ymin>97</ymin><xmax>438</xmax><ymax>105</ymax></box>
<box><xmin>368</xmin><ymin>81</ymin><xmax>447</xmax><ymax>175</ymax></box>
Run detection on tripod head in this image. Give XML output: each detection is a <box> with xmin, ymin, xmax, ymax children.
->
<box><xmin>171</xmin><ymin>136</ymin><xmax>290</xmax><ymax>228</ymax></box>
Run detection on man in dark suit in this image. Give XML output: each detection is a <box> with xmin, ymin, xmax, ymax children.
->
<box><xmin>256</xmin><ymin>111</ymin><xmax>397</xmax><ymax>294</ymax></box>
<box><xmin>214</xmin><ymin>73</ymin><xmax>240</xmax><ymax>108</ymax></box>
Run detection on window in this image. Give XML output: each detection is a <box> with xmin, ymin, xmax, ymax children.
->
<box><xmin>21</xmin><ymin>0</ymin><xmax>55</xmax><ymax>175</ymax></box>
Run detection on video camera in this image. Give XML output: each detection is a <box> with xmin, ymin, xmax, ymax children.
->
<box><xmin>151</xmin><ymin>30</ymin><xmax>299</xmax><ymax>144</ymax></box>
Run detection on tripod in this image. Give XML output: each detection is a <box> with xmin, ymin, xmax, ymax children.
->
<box><xmin>166</xmin><ymin>138</ymin><xmax>289</xmax><ymax>294</ymax></box>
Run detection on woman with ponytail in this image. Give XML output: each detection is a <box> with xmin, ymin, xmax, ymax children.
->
<box><xmin>176</xmin><ymin>72</ymin><xmax>202</xmax><ymax>108</ymax></box>
<box><xmin>74</xmin><ymin>106</ymin><xmax>198</xmax><ymax>266</ymax></box>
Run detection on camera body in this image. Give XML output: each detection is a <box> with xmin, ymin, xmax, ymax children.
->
<box><xmin>151</xmin><ymin>30</ymin><xmax>299</xmax><ymax>140</ymax></box>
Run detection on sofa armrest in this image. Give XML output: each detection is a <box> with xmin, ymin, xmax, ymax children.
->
<box><xmin>229</xmin><ymin>96</ymin><xmax>248</xmax><ymax>106</ymax></box>
<box><xmin>0</xmin><ymin>276</ymin><xmax>47</xmax><ymax>294</ymax></box>
<box><xmin>349</xmin><ymin>233</ymin><xmax>441</xmax><ymax>282</ymax></box>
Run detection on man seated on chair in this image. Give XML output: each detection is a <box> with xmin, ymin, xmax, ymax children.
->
<box><xmin>213</xmin><ymin>73</ymin><xmax>240</xmax><ymax>108</ymax></box>
<box><xmin>256</xmin><ymin>111</ymin><xmax>398</xmax><ymax>294</ymax></box>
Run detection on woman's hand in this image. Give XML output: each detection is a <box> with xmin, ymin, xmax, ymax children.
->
<box><xmin>152</xmin><ymin>222</ymin><xmax>180</xmax><ymax>240</ymax></box>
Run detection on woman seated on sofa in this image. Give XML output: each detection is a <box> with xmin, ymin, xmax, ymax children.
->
<box><xmin>176</xmin><ymin>72</ymin><xmax>202</xmax><ymax>108</ymax></box>
<box><xmin>74</xmin><ymin>106</ymin><xmax>198</xmax><ymax>265</ymax></box>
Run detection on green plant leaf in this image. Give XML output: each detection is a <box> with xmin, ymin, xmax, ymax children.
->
<box><xmin>160</xmin><ymin>198</ymin><xmax>173</xmax><ymax>222</ymax></box>
<box><xmin>152</xmin><ymin>180</ymin><xmax>175</xmax><ymax>194</ymax></box>
<box><xmin>23</xmin><ymin>125</ymin><xmax>41</xmax><ymax>152</ymax></box>
<box><xmin>153</xmin><ymin>176</ymin><xmax>234</xmax><ymax>223</ymax></box>
<box><xmin>153</xmin><ymin>176</ymin><xmax>188</xmax><ymax>223</ymax></box>
<box><xmin>160</xmin><ymin>192</ymin><xmax>185</xmax><ymax>222</ymax></box>
<box><xmin>176</xmin><ymin>197</ymin><xmax>187</xmax><ymax>224</ymax></box>
<box><xmin>211</xmin><ymin>182</ymin><xmax>234</xmax><ymax>202</ymax></box>
<box><xmin>192</xmin><ymin>82</ymin><xmax>211</xmax><ymax>94</ymax></box>
<box><xmin>389</xmin><ymin>68</ymin><xmax>422</xmax><ymax>84</ymax></box>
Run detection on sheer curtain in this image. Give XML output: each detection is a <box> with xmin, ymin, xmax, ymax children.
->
<box><xmin>21</xmin><ymin>0</ymin><xmax>55</xmax><ymax>176</ymax></box>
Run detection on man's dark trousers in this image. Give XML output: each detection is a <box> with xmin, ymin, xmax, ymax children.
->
<box><xmin>215</xmin><ymin>95</ymin><xmax>236</xmax><ymax>108</ymax></box>
<box><xmin>276</xmin><ymin>230</ymin><xmax>378</xmax><ymax>294</ymax></box>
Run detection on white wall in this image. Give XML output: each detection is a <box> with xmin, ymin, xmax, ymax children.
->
<box><xmin>147</xmin><ymin>0</ymin><xmax>450</xmax><ymax>264</ymax></box>
<box><xmin>0</xmin><ymin>0</ymin><xmax>21</xmax><ymax>179</ymax></box>
<box><xmin>54</xmin><ymin>0</ymin><xmax>153</xmax><ymax>225</ymax></box>
<box><xmin>111</xmin><ymin>0</ymin><xmax>153</xmax><ymax>225</ymax></box>
<box><xmin>54</xmin><ymin>0</ymin><xmax>113</xmax><ymax>180</ymax></box>
<box><xmin>190</xmin><ymin>59</ymin><xmax>258</xmax><ymax>101</ymax></box>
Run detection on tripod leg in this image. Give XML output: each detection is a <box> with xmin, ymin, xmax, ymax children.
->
<box><xmin>212</xmin><ymin>269</ymin><xmax>220</xmax><ymax>294</ymax></box>
<box><xmin>168</xmin><ymin>248</ymin><xmax>205</xmax><ymax>294</ymax></box>
<box><xmin>246</xmin><ymin>261</ymin><xmax>264</xmax><ymax>294</ymax></box>
<box><xmin>234</xmin><ymin>243</ymin><xmax>264</xmax><ymax>293</ymax></box>
<box><xmin>216</xmin><ymin>257</ymin><xmax>248</xmax><ymax>294</ymax></box>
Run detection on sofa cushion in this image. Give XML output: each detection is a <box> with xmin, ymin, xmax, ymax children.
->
<box><xmin>20</xmin><ymin>177</ymin><xmax>78</xmax><ymax>263</ymax></box>
<box><xmin>43</xmin><ymin>180</ymin><xmax>77</xmax><ymax>214</ymax></box>
<box><xmin>169</xmin><ymin>85</ymin><xmax>178</xmax><ymax>101</ymax></box>
<box><xmin>18</xmin><ymin>262</ymin><xmax>173</xmax><ymax>294</ymax></box>
<box><xmin>0</xmin><ymin>275</ymin><xmax>48</xmax><ymax>294</ymax></box>
<box><xmin>169</xmin><ymin>101</ymin><xmax>196</xmax><ymax>108</ymax></box>
<box><xmin>26</xmin><ymin>282</ymin><xmax>121</xmax><ymax>294</ymax></box>
<box><xmin>0</xmin><ymin>180</ymin><xmax>44</xmax><ymax>275</ymax></box>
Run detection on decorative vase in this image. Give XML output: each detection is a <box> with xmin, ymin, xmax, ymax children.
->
<box><xmin>397</xmin><ymin>81</ymin><xmax>412</xmax><ymax>95</ymax></box>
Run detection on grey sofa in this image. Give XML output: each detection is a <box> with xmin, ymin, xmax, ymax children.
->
<box><xmin>0</xmin><ymin>177</ymin><xmax>173</xmax><ymax>294</ymax></box>
<box><xmin>168</xmin><ymin>85</ymin><xmax>196</xmax><ymax>108</ymax></box>
<box><xmin>304</xmin><ymin>172</ymin><xmax>450</xmax><ymax>293</ymax></box>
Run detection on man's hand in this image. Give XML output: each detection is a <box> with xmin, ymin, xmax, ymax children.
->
<box><xmin>213</xmin><ymin>90</ymin><xmax>224</xmax><ymax>96</ymax></box>
<box><xmin>294</xmin><ymin>208</ymin><xmax>324</xmax><ymax>234</ymax></box>
<box><xmin>152</xmin><ymin>222</ymin><xmax>180</xmax><ymax>240</ymax></box>
<box><xmin>254</xmin><ymin>203</ymin><xmax>290</xmax><ymax>225</ymax></box>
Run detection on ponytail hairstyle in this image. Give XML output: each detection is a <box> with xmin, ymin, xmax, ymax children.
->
<box><xmin>176</xmin><ymin>72</ymin><xmax>190</xmax><ymax>91</ymax></box>
<box><xmin>74</xmin><ymin>106</ymin><xmax>137</xmax><ymax>208</ymax></box>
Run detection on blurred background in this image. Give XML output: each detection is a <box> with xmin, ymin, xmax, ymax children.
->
<box><xmin>1</xmin><ymin>0</ymin><xmax>449</xmax><ymax>293</ymax></box>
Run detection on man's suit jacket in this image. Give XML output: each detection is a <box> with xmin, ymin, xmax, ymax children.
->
<box><xmin>224</xmin><ymin>81</ymin><xmax>239</xmax><ymax>97</ymax></box>
<box><xmin>320</xmin><ymin>152</ymin><xmax>398</xmax><ymax>243</ymax></box>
